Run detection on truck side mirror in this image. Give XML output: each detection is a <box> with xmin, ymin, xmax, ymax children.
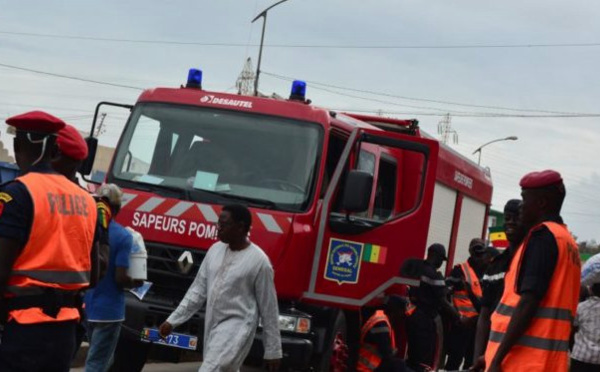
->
<box><xmin>79</xmin><ymin>136</ymin><xmax>98</xmax><ymax>176</ymax></box>
<box><xmin>341</xmin><ymin>170</ymin><xmax>373</xmax><ymax>213</ymax></box>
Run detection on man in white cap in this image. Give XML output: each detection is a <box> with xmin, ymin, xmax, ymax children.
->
<box><xmin>84</xmin><ymin>183</ymin><xmax>143</xmax><ymax>372</ymax></box>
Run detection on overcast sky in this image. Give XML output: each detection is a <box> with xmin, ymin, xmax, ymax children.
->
<box><xmin>0</xmin><ymin>0</ymin><xmax>598</xmax><ymax>241</ymax></box>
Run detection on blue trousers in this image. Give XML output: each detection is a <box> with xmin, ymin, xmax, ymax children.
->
<box><xmin>0</xmin><ymin>321</ymin><xmax>77</xmax><ymax>372</ymax></box>
<box><xmin>85</xmin><ymin>321</ymin><xmax>122</xmax><ymax>372</ymax></box>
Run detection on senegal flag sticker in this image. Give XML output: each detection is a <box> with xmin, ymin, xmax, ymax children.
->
<box><xmin>362</xmin><ymin>244</ymin><xmax>388</xmax><ymax>264</ymax></box>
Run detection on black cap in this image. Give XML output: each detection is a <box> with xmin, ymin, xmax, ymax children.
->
<box><xmin>427</xmin><ymin>243</ymin><xmax>447</xmax><ymax>261</ymax></box>
<box><xmin>469</xmin><ymin>238</ymin><xmax>487</xmax><ymax>255</ymax></box>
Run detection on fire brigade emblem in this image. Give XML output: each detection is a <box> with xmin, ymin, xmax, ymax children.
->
<box><xmin>200</xmin><ymin>95</ymin><xmax>214</xmax><ymax>103</ymax></box>
<box><xmin>324</xmin><ymin>239</ymin><xmax>363</xmax><ymax>285</ymax></box>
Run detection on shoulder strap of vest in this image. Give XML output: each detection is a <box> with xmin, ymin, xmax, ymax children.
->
<box><xmin>460</xmin><ymin>263</ymin><xmax>471</xmax><ymax>284</ymax></box>
<box><xmin>518</xmin><ymin>220</ymin><xmax>568</xmax><ymax>263</ymax></box>
<box><xmin>540</xmin><ymin>221</ymin><xmax>570</xmax><ymax>236</ymax></box>
<box><xmin>360</xmin><ymin>310</ymin><xmax>390</xmax><ymax>342</ymax></box>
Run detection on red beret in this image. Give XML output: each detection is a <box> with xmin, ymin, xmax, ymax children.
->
<box><xmin>57</xmin><ymin>124</ymin><xmax>88</xmax><ymax>160</ymax></box>
<box><xmin>5</xmin><ymin>111</ymin><xmax>66</xmax><ymax>133</ymax></box>
<box><xmin>520</xmin><ymin>170</ymin><xmax>563</xmax><ymax>189</ymax></box>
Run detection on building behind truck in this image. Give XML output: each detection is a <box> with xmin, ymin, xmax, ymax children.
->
<box><xmin>79</xmin><ymin>69</ymin><xmax>492</xmax><ymax>370</ymax></box>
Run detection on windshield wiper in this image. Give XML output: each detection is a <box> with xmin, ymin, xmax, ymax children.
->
<box><xmin>114</xmin><ymin>179</ymin><xmax>274</xmax><ymax>209</ymax></box>
<box><xmin>191</xmin><ymin>188</ymin><xmax>277</xmax><ymax>209</ymax></box>
<box><xmin>119</xmin><ymin>180</ymin><xmax>191</xmax><ymax>201</ymax></box>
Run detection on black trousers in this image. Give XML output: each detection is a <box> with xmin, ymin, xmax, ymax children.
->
<box><xmin>444</xmin><ymin>321</ymin><xmax>475</xmax><ymax>370</ymax></box>
<box><xmin>405</xmin><ymin>308</ymin><xmax>437</xmax><ymax>372</ymax></box>
<box><xmin>0</xmin><ymin>321</ymin><xmax>77</xmax><ymax>372</ymax></box>
<box><xmin>571</xmin><ymin>358</ymin><xmax>600</xmax><ymax>372</ymax></box>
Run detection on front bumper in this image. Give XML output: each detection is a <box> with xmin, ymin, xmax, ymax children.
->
<box><xmin>121</xmin><ymin>295</ymin><xmax>314</xmax><ymax>367</ymax></box>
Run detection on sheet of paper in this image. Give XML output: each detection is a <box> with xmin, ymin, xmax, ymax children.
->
<box><xmin>129</xmin><ymin>281</ymin><xmax>153</xmax><ymax>301</ymax></box>
<box><xmin>193</xmin><ymin>171</ymin><xmax>219</xmax><ymax>191</ymax></box>
<box><xmin>215</xmin><ymin>183</ymin><xmax>231</xmax><ymax>192</ymax></box>
<box><xmin>137</xmin><ymin>174</ymin><xmax>164</xmax><ymax>185</ymax></box>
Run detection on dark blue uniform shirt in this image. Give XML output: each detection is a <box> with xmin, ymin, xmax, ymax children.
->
<box><xmin>516</xmin><ymin>215</ymin><xmax>561</xmax><ymax>299</ymax></box>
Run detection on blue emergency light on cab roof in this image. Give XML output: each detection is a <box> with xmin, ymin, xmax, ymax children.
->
<box><xmin>186</xmin><ymin>68</ymin><xmax>202</xmax><ymax>89</ymax></box>
<box><xmin>289</xmin><ymin>80</ymin><xmax>307</xmax><ymax>101</ymax></box>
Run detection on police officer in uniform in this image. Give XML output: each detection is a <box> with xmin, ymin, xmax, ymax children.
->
<box><xmin>405</xmin><ymin>244</ymin><xmax>463</xmax><ymax>372</ymax></box>
<box><xmin>478</xmin><ymin>170</ymin><xmax>581</xmax><ymax>372</ymax></box>
<box><xmin>0</xmin><ymin>111</ymin><xmax>99</xmax><ymax>372</ymax></box>
<box><xmin>52</xmin><ymin>123</ymin><xmax>112</xmax><ymax>358</ymax></box>
<box><xmin>52</xmin><ymin>123</ymin><xmax>110</xmax><ymax>274</ymax></box>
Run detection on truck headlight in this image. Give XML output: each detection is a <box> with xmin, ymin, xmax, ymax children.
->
<box><xmin>279</xmin><ymin>315</ymin><xmax>311</xmax><ymax>334</ymax></box>
<box><xmin>278</xmin><ymin>315</ymin><xmax>297</xmax><ymax>332</ymax></box>
<box><xmin>262</xmin><ymin>315</ymin><xmax>311</xmax><ymax>334</ymax></box>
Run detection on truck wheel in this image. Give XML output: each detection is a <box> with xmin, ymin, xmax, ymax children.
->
<box><xmin>318</xmin><ymin>311</ymin><xmax>349</xmax><ymax>372</ymax></box>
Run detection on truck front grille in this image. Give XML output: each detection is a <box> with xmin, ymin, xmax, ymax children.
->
<box><xmin>145</xmin><ymin>242</ymin><xmax>206</xmax><ymax>305</ymax></box>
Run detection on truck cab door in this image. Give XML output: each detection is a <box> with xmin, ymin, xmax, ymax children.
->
<box><xmin>304</xmin><ymin>127</ymin><xmax>439</xmax><ymax>308</ymax></box>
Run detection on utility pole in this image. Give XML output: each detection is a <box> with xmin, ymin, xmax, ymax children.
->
<box><xmin>95</xmin><ymin>113</ymin><xmax>107</xmax><ymax>137</ymax></box>
<box><xmin>437</xmin><ymin>113</ymin><xmax>458</xmax><ymax>145</ymax></box>
<box><xmin>252</xmin><ymin>0</ymin><xmax>290</xmax><ymax>96</ymax></box>
<box><xmin>236</xmin><ymin>57</ymin><xmax>256</xmax><ymax>96</ymax></box>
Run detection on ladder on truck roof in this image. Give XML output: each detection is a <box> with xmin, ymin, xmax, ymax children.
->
<box><xmin>343</xmin><ymin>113</ymin><xmax>420</xmax><ymax>136</ymax></box>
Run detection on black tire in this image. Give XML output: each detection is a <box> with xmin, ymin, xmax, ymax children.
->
<box><xmin>317</xmin><ymin>311</ymin><xmax>348</xmax><ymax>372</ymax></box>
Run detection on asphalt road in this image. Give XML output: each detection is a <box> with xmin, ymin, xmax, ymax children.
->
<box><xmin>70</xmin><ymin>362</ymin><xmax>263</xmax><ymax>371</ymax></box>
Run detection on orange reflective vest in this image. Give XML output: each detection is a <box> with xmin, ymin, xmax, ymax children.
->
<box><xmin>357</xmin><ymin>310</ymin><xmax>397</xmax><ymax>371</ymax></box>
<box><xmin>452</xmin><ymin>261</ymin><xmax>483</xmax><ymax>318</ymax></box>
<box><xmin>405</xmin><ymin>302</ymin><xmax>416</xmax><ymax>316</ymax></box>
<box><xmin>4</xmin><ymin>172</ymin><xmax>97</xmax><ymax>324</ymax></box>
<box><xmin>484</xmin><ymin>222</ymin><xmax>580</xmax><ymax>371</ymax></box>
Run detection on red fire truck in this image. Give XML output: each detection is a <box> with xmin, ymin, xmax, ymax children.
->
<box><xmin>81</xmin><ymin>69</ymin><xmax>493</xmax><ymax>370</ymax></box>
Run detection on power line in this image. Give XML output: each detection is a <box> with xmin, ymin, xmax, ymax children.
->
<box><xmin>332</xmin><ymin>107</ymin><xmax>600</xmax><ymax>118</ymax></box>
<box><xmin>299</xmin><ymin>84</ymin><xmax>457</xmax><ymax>112</ymax></box>
<box><xmin>264</xmin><ymin>71</ymin><xmax>600</xmax><ymax>116</ymax></box>
<box><xmin>1</xmin><ymin>59</ymin><xmax>597</xmax><ymax>118</ymax></box>
<box><xmin>567</xmin><ymin>211</ymin><xmax>600</xmax><ymax>217</ymax></box>
<box><xmin>0</xmin><ymin>62</ymin><xmax>144</xmax><ymax>91</ymax></box>
<box><xmin>0</xmin><ymin>114</ymin><xmax>92</xmax><ymax>122</ymax></box>
<box><xmin>1</xmin><ymin>59</ymin><xmax>597</xmax><ymax>120</ymax></box>
<box><xmin>2</xmin><ymin>30</ymin><xmax>600</xmax><ymax>50</ymax></box>
<box><xmin>0</xmin><ymin>102</ymin><xmax>91</xmax><ymax>113</ymax></box>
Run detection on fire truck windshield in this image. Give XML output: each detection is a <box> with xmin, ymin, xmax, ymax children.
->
<box><xmin>110</xmin><ymin>103</ymin><xmax>323</xmax><ymax>212</ymax></box>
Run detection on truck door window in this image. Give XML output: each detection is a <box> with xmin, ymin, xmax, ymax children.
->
<box><xmin>324</xmin><ymin>134</ymin><xmax>375</xmax><ymax>214</ymax></box>
<box><xmin>373</xmin><ymin>155</ymin><xmax>397</xmax><ymax>221</ymax></box>
<box><xmin>357</xmin><ymin>151</ymin><xmax>375</xmax><ymax>174</ymax></box>
<box><xmin>355</xmin><ymin>150</ymin><xmax>376</xmax><ymax>217</ymax></box>
<box><xmin>322</xmin><ymin>134</ymin><xmax>346</xmax><ymax>199</ymax></box>
<box><xmin>399</xmin><ymin>151</ymin><xmax>426</xmax><ymax>214</ymax></box>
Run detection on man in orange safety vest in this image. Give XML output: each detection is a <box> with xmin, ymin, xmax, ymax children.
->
<box><xmin>477</xmin><ymin>170</ymin><xmax>581</xmax><ymax>372</ymax></box>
